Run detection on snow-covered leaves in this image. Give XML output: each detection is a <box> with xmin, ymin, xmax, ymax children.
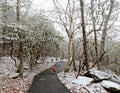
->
<box><xmin>0</xmin><ymin>56</ymin><xmax>57</xmax><ymax>93</ymax></box>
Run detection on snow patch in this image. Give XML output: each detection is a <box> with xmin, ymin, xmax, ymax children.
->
<box><xmin>101</xmin><ymin>80</ymin><xmax>120</xmax><ymax>91</ymax></box>
<box><xmin>57</xmin><ymin>71</ymin><xmax>110</xmax><ymax>93</ymax></box>
<box><xmin>85</xmin><ymin>68</ymin><xmax>111</xmax><ymax>80</ymax></box>
<box><xmin>72</xmin><ymin>76</ymin><xmax>94</xmax><ymax>86</ymax></box>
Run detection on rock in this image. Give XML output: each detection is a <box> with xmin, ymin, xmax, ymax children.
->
<box><xmin>101</xmin><ymin>80</ymin><xmax>120</xmax><ymax>93</ymax></box>
<box><xmin>84</xmin><ymin>68</ymin><xmax>111</xmax><ymax>81</ymax></box>
<box><xmin>79</xmin><ymin>87</ymin><xmax>89</xmax><ymax>93</ymax></box>
<box><xmin>19</xmin><ymin>90</ymin><xmax>23</xmax><ymax>93</ymax></box>
<box><xmin>72</xmin><ymin>76</ymin><xmax>94</xmax><ymax>86</ymax></box>
<box><xmin>111</xmin><ymin>75</ymin><xmax>120</xmax><ymax>85</ymax></box>
<box><xmin>106</xmin><ymin>70</ymin><xmax>120</xmax><ymax>85</ymax></box>
<box><xmin>8</xmin><ymin>73</ymin><xmax>19</xmax><ymax>78</ymax></box>
<box><xmin>24</xmin><ymin>66</ymin><xmax>29</xmax><ymax>70</ymax></box>
<box><xmin>24</xmin><ymin>72</ymin><xmax>29</xmax><ymax>78</ymax></box>
<box><xmin>88</xmin><ymin>83</ymin><xmax>109</xmax><ymax>93</ymax></box>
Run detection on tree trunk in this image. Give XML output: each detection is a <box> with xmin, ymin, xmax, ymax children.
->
<box><xmin>65</xmin><ymin>36</ymin><xmax>72</xmax><ymax>72</ymax></box>
<box><xmin>91</xmin><ymin>0</ymin><xmax>99</xmax><ymax>68</ymax></box>
<box><xmin>76</xmin><ymin>59</ymin><xmax>82</xmax><ymax>78</ymax></box>
<box><xmin>29</xmin><ymin>53</ymin><xmax>34</xmax><ymax>70</ymax></box>
<box><xmin>80</xmin><ymin>0</ymin><xmax>89</xmax><ymax>70</ymax></box>
<box><xmin>10</xmin><ymin>40</ymin><xmax>17</xmax><ymax>67</ymax></box>
<box><xmin>16</xmin><ymin>0</ymin><xmax>24</xmax><ymax>78</ymax></box>
<box><xmin>99</xmin><ymin>0</ymin><xmax>114</xmax><ymax>68</ymax></box>
<box><xmin>61</xmin><ymin>48</ymin><xmax>64</xmax><ymax>59</ymax></box>
<box><xmin>2</xmin><ymin>0</ymin><xmax>7</xmax><ymax>49</ymax></box>
<box><xmin>72</xmin><ymin>42</ymin><xmax>77</xmax><ymax>71</ymax></box>
<box><xmin>68</xmin><ymin>36</ymin><xmax>72</xmax><ymax>64</ymax></box>
<box><xmin>18</xmin><ymin>41</ymin><xmax>24</xmax><ymax>78</ymax></box>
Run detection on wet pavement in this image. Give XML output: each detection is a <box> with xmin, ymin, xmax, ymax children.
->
<box><xmin>28</xmin><ymin>61</ymin><xmax>71</xmax><ymax>93</ymax></box>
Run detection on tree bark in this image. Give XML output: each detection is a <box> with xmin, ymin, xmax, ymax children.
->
<box><xmin>90</xmin><ymin>0</ymin><xmax>99</xmax><ymax>68</ymax></box>
<box><xmin>80</xmin><ymin>0</ymin><xmax>89</xmax><ymax>70</ymax></box>
<box><xmin>65</xmin><ymin>36</ymin><xmax>72</xmax><ymax>72</ymax></box>
<box><xmin>76</xmin><ymin>59</ymin><xmax>82</xmax><ymax>78</ymax></box>
<box><xmin>16</xmin><ymin>0</ymin><xmax>24</xmax><ymax>78</ymax></box>
<box><xmin>72</xmin><ymin>42</ymin><xmax>77</xmax><ymax>71</ymax></box>
<box><xmin>18</xmin><ymin>41</ymin><xmax>24</xmax><ymax>78</ymax></box>
<box><xmin>99</xmin><ymin>0</ymin><xmax>114</xmax><ymax>68</ymax></box>
<box><xmin>68</xmin><ymin>36</ymin><xmax>72</xmax><ymax>64</ymax></box>
<box><xmin>10</xmin><ymin>40</ymin><xmax>17</xmax><ymax>67</ymax></box>
<box><xmin>2</xmin><ymin>0</ymin><xmax>7</xmax><ymax>49</ymax></box>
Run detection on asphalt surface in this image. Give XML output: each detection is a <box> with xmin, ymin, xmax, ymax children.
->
<box><xmin>28</xmin><ymin>61</ymin><xmax>71</xmax><ymax>93</ymax></box>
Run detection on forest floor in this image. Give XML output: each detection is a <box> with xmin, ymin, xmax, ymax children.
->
<box><xmin>0</xmin><ymin>56</ymin><xmax>120</xmax><ymax>93</ymax></box>
<box><xmin>57</xmin><ymin>71</ymin><xmax>110</xmax><ymax>93</ymax></box>
<box><xmin>0</xmin><ymin>56</ymin><xmax>58</xmax><ymax>93</ymax></box>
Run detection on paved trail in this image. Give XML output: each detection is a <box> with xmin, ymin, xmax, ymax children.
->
<box><xmin>28</xmin><ymin>61</ymin><xmax>71</xmax><ymax>93</ymax></box>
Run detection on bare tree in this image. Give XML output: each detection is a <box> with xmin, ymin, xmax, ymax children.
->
<box><xmin>53</xmin><ymin>0</ymin><xmax>79</xmax><ymax>72</ymax></box>
<box><xmin>100</xmin><ymin>0</ymin><xmax>114</xmax><ymax>56</ymax></box>
<box><xmin>90</xmin><ymin>0</ymin><xmax>99</xmax><ymax>68</ymax></box>
<box><xmin>87</xmin><ymin>0</ymin><xmax>118</xmax><ymax>69</ymax></box>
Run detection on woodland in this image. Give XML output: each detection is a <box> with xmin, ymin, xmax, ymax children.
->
<box><xmin>0</xmin><ymin>0</ymin><xmax>120</xmax><ymax>93</ymax></box>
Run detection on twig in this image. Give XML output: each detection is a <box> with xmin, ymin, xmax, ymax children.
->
<box><xmin>90</xmin><ymin>51</ymin><xmax>106</xmax><ymax>69</ymax></box>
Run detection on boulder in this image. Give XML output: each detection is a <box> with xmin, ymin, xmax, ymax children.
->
<box><xmin>8</xmin><ymin>73</ymin><xmax>19</xmax><ymax>78</ymax></box>
<box><xmin>106</xmin><ymin>70</ymin><xmax>120</xmax><ymax>85</ymax></box>
<box><xmin>88</xmin><ymin>83</ymin><xmax>109</xmax><ymax>93</ymax></box>
<box><xmin>72</xmin><ymin>76</ymin><xmax>94</xmax><ymax>86</ymax></box>
<box><xmin>101</xmin><ymin>80</ymin><xmax>120</xmax><ymax>93</ymax></box>
<box><xmin>84</xmin><ymin>68</ymin><xmax>111</xmax><ymax>81</ymax></box>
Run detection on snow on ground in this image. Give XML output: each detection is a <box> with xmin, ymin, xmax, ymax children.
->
<box><xmin>72</xmin><ymin>76</ymin><xmax>94</xmax><ymax>86</ymax></box>
<box><xmin>88</xmin><ymin>83</ymin><xmax>110</xmax><ymax>93</ymax></box>
<box><xmin>0</xmin><ymin>56</ymin><xmax>58</xmax><ymax>93</ymax></box>
<box><xmin>0</xmin><ymin>57</ymin><xmax>18</xmax><ymax>78</ymax></box>
<box><xmin>1</xmin><ymin>56</ymin><xmax>120</xmax><ymax>93</ymax></box>
<box><xmin>57</xmin><ymin>71</ymin><xmax>111</xmax><ymax>93</ymax></box>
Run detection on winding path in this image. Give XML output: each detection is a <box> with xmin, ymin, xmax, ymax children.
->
<box><xmin>28</xmin><ymin>61</ymin><xmax>71</xmax><ymax>93</ymax></box>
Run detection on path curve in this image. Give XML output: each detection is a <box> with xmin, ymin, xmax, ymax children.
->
<box><xmin>28</xmin><ymin>61</ymin><xmax>71</xmax><ymax>93</ymax></box>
